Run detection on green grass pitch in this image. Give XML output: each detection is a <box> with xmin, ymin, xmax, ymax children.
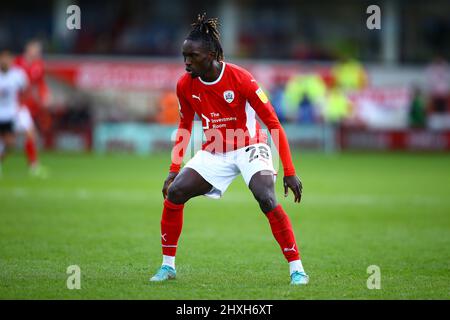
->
<box><xmin>0</xmin><ymin>151</ymin><xmax>449</xmax><ymax>299</ymax></box>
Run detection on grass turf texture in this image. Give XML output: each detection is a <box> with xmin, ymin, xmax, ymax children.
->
<box><xmin>0</xmin><ymin>151</ymin><xmax>449</xmax><ymax>299</ymax></box>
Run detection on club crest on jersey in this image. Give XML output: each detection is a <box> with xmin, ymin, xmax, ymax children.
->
<box><xmin>223</xmin><ymin>90</ymin><xmax>235</xmax><ymax>103</ymax></box>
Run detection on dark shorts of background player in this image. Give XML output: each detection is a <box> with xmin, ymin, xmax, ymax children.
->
<box><xmin>0</xmin><ymin>121</ymin><xmax>14</xmax><ymax>135</ymax></box>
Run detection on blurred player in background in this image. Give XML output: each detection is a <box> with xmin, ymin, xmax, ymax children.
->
<box><xmin>150</xmin><ymin>14</ymin><xmax>309</xmax><ymax>285</ymax></box>
<box><xmin>0</xmin><ymin>48</ymin><xmax>28</xmax><ymax>176</ymax></box>
<box><xmin>14</xmin><ymin>39</ymin><xmax>49</xmax><ymax>177</ymax></box>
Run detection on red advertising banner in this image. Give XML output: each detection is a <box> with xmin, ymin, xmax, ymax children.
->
<box><xmin>340</xmin><ymin>128</ymin><xmax>450</xmax><ymax>151</ymax></box>
<box><xmin>45</xmin><ymin>59</ymin><xmax>330</xmax><ymax>91</ymax></box>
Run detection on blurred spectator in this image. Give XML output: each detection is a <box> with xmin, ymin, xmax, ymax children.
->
<box><xmin>425</xmin><ymin>55</ymin><xmax>450</xmax><ymax>112</ymax></box>
<box><xmin>269</xmin><ymin>80</ymin><xmax>286</xmax><ymax>123</ymax></box>
<box><xmin>331</xmin><ymin>58</ymin><xmax>368</xmax><ymax>92</ymax></box>
<box><xmin>284</xmin><ymin>74</ymin><xmax>326</xmax><ymax>123</ymax></box>
<box><xmin>408</xmin><ymin>86</ymin><xmax>427</xmax><ymax>128</ymax></box>
<box><xmin>284</xmin><ymin>75</ymin><xmax>302</xmax><ymax>120</ymax></box>
<box><xmin>322</xmin><ymin>85</ymin><xmax>352</xmax><ymax>124</ymax></box>
<box><xmin>425</xmin><ymin>56</ymin><xmax>450</xmax><ymax>130</ymax></box>
<box><xmin>297</xmin><ymin>94</ymin><xmax>315</xmax><ymax>124</ymax></box>
<box><xmin>156</xmin><ymin>91</ymin><xmax>179</xmax><ymax>125</ymax></box>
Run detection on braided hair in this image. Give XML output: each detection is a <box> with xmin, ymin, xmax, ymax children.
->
<box><xmin>186</xmin><ymin>13</ymin><xmax>224</xmax><ymax>61</ymax></box>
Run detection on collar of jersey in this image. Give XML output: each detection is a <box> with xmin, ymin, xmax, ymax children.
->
<box><xmin>199</xmin><ymin>62</ymin><xmax>226</xmax><ymax>85</ymax></box>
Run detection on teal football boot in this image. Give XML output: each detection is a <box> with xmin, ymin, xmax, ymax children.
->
<box><xmin>150</xmin><ymin>265</ymin><xmax>176</xmax><ymax>282</ymax></box>
<box><xmin>290</xmin><ymin>271</ymin><xmax>309</xmax><ymax>285</ymax></box>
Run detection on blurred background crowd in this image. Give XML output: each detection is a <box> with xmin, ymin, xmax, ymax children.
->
<box><xmin>1</xmin><ymin>0</ymin><xmax>449</xmax><ymax>153</ymax></box>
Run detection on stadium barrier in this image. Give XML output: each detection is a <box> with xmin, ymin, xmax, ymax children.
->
<box><xmin>339</xmin><ymin>127</ymin><xmax>450</xmax><ymax>151</ymax></box>
<box><xmin>54</xmin><ymin>122</ymin><xmax>449</xmax><ymax>154</ymax></box>
<box><xmin>93</xmin><ymin>122</ymin><xmax>337</xmax><ymax>154</ymax></box>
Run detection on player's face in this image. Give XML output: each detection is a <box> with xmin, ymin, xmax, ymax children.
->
<box><xmin>25</xmin><ymin>42</ymin><xmax>42</xmax><ymax>61</ymax></box>
<box><xmin>182</xmin><ymin>39</ymin><xmax>214</xmax><ymax>78</ymax></box>
<box><xmin>0</xmin><ymin>51</ymin><xmax>12</xmax><ymax>72</ymax></box>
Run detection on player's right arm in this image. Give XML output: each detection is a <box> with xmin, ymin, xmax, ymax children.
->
<box><xmin>162</xmin><ymin>79</ymin><xmax>195</xmax><ymax>199</ymax></box>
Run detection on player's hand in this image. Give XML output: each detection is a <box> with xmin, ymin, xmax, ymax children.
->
<box><xmin>162</xmin><ymin>172</ymin><xmax>178</xmax><ymax>199</ymax></box>
<box><xmin>283</xmin><ymin>175</ymin><xmax>303</xmax><ymax>203</ymax></box>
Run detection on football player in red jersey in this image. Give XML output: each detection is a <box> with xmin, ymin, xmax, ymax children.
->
<box><xmin>150</xmin><ymin>14</ymin><xmax>308</xmax><ymax>285</ymax></box>
<box><xmin>14</xmin><ymin>39</ymin><xmax>49</xmax><ymax>177</ymax></box>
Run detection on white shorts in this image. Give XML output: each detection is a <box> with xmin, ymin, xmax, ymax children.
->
<box><xmin>184</xmin><ymin>143</ymin><xmax>276</xmax><ymax>199</ymax></box>
<box><xmin>14</xmin><ymin>107</ymin><xmax>34</xmax><ymax>133</ymax></box>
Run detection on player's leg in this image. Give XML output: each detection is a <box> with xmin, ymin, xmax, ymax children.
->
<box><xmin>0</xmin><ymin>127</ymin><xmax>16</xmax><ymax>176</ymax></box>
<box><xmin>0</xmin><ymin>122</ymin><xmax>15</xmax><ymax>156</ymax></box>
<box><xmin>25</xmin><ymin>128</ymin><xmax>38</xmax><ymax>166</ymax></box>
<box><xmin>160</xmin><ymin>167</ymin><xmax>213</xmax><ymax>259</ymax></box>
<box><xmin>151</xmin><ymin>167</ymin><xmax>213</xmax><ymax>282</ymax></box>
<box><xmin>16</xmin><ymin>107</ymin><xmax>47</xmax><ymax>178</ymax></box>
<box><xmin>248</xmin><ymin>171</ymin><xmax>309</xmax><ymax>285</ymax></box>
<box><xmin>0</xmin><ymin>135</ymin><xmax>5</xmax><ymax>176</ymax></box>
<box><xmin>166</xmin><ymin>167</ymin><xmax>214</xmax><ymax>204</ymax></box>
<box><xmin>0</xmin><ymin>140</ymin><xmax>3</xmax><ymax>176</ymax></box>
<box><xmin>237</xmin><ymin>143</ymin><xmax>308</xmax><ymax>285</ymax></box>
<box><xmin>0</xmin><ymin>126</ymin><xmax>6</xmax><ymax>163</ymax></box>
<box><xmin>152</xmin><ymin>149</ymin><xmax>239</xmax><ymax>282</ymax></box>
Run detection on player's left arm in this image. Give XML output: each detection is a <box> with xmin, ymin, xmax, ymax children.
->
<box><xmin>17</xmin><ymin>69</ymin><xmax>29</xmax><ymax>107</ymax></box>
<box><xmin>244</xmin><ymin>77</ymin><xmax>302</xmax><ymax>203</ymax></box>
<box><xmin>37</xmin><ymin>66</ymin><xmax>51</xmax><ymax>107</ymax></box>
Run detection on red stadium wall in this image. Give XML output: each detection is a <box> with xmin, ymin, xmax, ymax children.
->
<box><xmin>339</xmin><ymin>128</ymin><xmax>450</xmax><ymax>151</ymax></box>
<box><xmin>45</xmin><ymin>58</ymin><xmax>332</xmax><ymax>91</ymax></box>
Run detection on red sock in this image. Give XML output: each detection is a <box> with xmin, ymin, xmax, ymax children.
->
<box><xmin>160</xmin><ymin>199</ymin><xmax>184</xmax><ymax>256</ymax></box>
<box><xmin>25</xmin><ymin>137</ymin><xmax>38</xmax><ymax>166</ymax></box>
<box><xmin>266</xmin><ymin>204</ymin><xmax>300</xmax><ymax>262</ymax></box>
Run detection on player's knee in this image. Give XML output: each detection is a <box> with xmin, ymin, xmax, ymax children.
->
<box><xmin>4</xmin><ymin>137</ymin><xmax>15</xmax><ymax>149</ymax></box>
<box><xmin>167</xmin><ymin>183</ymin><xmax>189</xmax><ymax>204</ymax></box>
<box><xmin>26</xmin><ymin>129</ymin><xmax>35</xmax><ymax>139</ymax></box>
<box><xmin>254</xmin><ymin>192</ymin><xmax>277</xmax><ymax>213</ymax></box>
